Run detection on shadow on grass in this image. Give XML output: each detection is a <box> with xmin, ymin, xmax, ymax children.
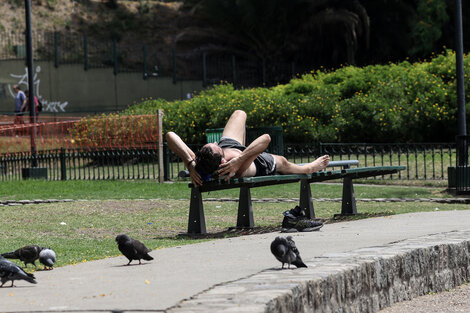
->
<box><xmin>172</xmin><ymin>225</ymin><xmax>283</xmax><ymax>239</ymax></box>
<box><xmin>159</xmin><ymin>211</ymin><xmax>396</xmax><ymax>240</ymax></box>
<box><xmin>330</xmin><ymin>211</ymin><xmax>396</xmax><ymax>223</ymax></box>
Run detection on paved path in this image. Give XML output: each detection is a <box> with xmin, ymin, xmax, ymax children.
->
<box><xmin>2</xmin><ymin>210</ymin><xmax>470</xmax><ymax>313</ymax></box>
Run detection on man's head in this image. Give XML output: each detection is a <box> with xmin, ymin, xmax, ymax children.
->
<box><xmin>13</xmin><ymin>85</ymin><xmax>21</xmax><ymax>93</ymax></box>
<box><xmin>195</xmin><ymin>143</ymin><xmax>224</xmax><ymax>179</ymax></box>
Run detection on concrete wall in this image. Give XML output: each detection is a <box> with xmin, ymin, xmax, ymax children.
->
<box><xmin>0</xmin><ymin>60</ymin><xmax>203</xmax><ymax>115</ymax></box>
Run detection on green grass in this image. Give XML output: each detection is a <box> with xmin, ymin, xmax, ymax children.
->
<box><xmin>0</xmin><ymin>179</ymin><xmax>451</xmax><ymax>201</ymax></box>
<box><xmin>0</xmin><ymin>179</ymin><xmax>464</xmax><ymax>270</ymax></box>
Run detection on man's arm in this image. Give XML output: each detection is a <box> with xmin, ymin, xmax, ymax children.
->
<box><xmin>20</xmin><ymin>97</ymin><xmax>28</xmax><ymax>112</ymax></box>
<box><xmin>166</xmin><ymin>132</ymin><xmax>202</xmax><ymax>186</ymax></box>
<box><xmin>218</xmin><ymin>134</ymin><xmax>271</xmax><ymax>179</ymax></box>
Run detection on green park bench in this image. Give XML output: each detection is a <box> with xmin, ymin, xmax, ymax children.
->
<box><xmin>186</xmin><ymin>161</ymin><xmax>406</xmax><ymax>234</ymax></box>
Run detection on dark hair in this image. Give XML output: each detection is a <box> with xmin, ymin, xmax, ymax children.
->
<box><xmin>195</xmin><ymin>146</ymin><xmax>222</xmax><ymax>178</ymax></box>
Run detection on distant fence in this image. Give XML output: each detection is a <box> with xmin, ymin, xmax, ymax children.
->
<box><xmin>0</xmin><ymin>31</ymin><xmax>312</xmax><ymax>88</ymax></box>
<box><xmin>0</xmin><ymin>112</ymin><xmax>164</xmax><ymax>181</ymax></box>
<box><xmin>0</xmin><ymin>141</ymin><xmax>456</xmax><ymax>182</ymax></box>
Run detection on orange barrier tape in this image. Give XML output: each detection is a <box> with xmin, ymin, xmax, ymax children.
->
<box><xmin>0</xmin><ymin>114</ymin><xmax>161</xmax><ymax>154</ymax></box>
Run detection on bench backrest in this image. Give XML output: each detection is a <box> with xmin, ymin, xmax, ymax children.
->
<box><xmin>206</xmin><ymin>126</ymin><xmax>284</xmax><ymax>156</ymax></box>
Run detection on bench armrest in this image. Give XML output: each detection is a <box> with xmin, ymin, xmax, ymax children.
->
<box><xmin>327</xmin><ymin>160</ymin><xmax>359</xmax><ymax>168</ymax></box>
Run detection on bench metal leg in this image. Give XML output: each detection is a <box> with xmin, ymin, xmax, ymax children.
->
<box><xmin>341</xmin><ymin>177</ymin><xmax>357</xmax><ymax>215</ymax></box>
<box><xmin>237</xmin><ymin>186</ymin><xmax>254</xmax><ymax>228</ymax></box>
<box><xmin>188</xmin><ymin>187</ymin><xmax>206</xmax><ymax>234</ymax></box>
<box><xmin>299</xmin><ymin>179</ymin><xmax>315</xmax><ymax>218</ymax></box>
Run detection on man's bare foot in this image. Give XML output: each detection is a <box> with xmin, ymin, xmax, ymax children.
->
<box><xmin>309</xmin><ymin>155</ymin><xmax>330</xmax><ymax>172</ymax></box>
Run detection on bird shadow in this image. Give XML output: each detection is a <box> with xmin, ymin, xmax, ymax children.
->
<box><xmin>0</xmin><ymin>285</ymin><xmax>37</xmax><ymax>289</ymax></box>
<box><xmin>112</xmin><ymin>262</ymin><xmax>152</xmax><ymax>268</ymax></box>
<box><xmin>269</xmin><ymin>267</ymin><xmax>300</xmax><ymax>271</ymax></box>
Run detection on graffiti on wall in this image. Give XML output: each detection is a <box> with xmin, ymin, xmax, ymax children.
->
<box><xmin>8</xmin><ymin>66</ymin><xmax>69</xmax><ymax>112</ymax></box>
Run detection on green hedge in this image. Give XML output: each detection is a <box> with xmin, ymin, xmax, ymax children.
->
<box><xmin>123</xmin><ymin>50</ymin><xmax>470</xmax><ymax>144</ymax></box>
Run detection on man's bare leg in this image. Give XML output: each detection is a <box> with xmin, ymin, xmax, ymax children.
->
<box><xmin>221</xmin><ymin>110</ymin><xmax>247</xmax><ymax>145</ymax></box>
<box><xmin>273</xmin><ymin>155</ymin><xmax>330</xmax><ymax>174</ymax></box>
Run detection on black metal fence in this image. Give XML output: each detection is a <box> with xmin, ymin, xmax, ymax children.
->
<box><xmin>455</xmin><ymin>135</ymin><xmax>469</xmax><ymax>194</ymax></box>
<box><xmin>0</xmin><ymin>31</ymin><xmax>310</xmax><ymax>88</ymax></box>
<box><xmin>317</xmin><ymin>142</ymin><xmax>456</xmax><ymax>180</ymax></box>
<box><xmin>1</xmin><ymin>142</ymin><xmax>455</xmax><ymax>182</ymax></box>
<box><xmin>0</xmin><ymin>148</ymin><xmax>161</xmax><ymax>181</ymax></box>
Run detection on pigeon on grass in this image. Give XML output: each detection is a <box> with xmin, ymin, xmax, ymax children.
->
<box><xmin>0</xmin><ymin>256</ymin><xmax>37</xmax><ymax>287</ymax></box>
<box><xmin>39</xmin><ymin>248</ymin><xmax>56</xmax><ymax>270</ymax></box>
<box><xmin>115</xmin><ymin>234</ymin><xmax>154</xmax><ymax>265</ymax></box>
<box><xmin>1</xmin><ymin>245</ymin><xmax>43</xmax><ymax>268</ymax></box>
<box><xmin>270</xmin><ymin>236</ymin><xmax>307</xmax><ymax>269</ymax></box>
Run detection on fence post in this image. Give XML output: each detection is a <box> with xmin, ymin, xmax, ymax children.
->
<box><xmin>158</xmin><ymin>109</ymin><xmax>164</xmax><ymax>183</ymax></box>
<box><xmin>202</xmin><ymin>52</ymin><xmax>207</xmax><ymax>87</ymax></box>
<box><xmin>113</xmin><ymin>38</ymin><xmax>118</xmax><ymax>75</ymax></box>
<box><xmin>54</xmin><ymin>32</ymin><xmax>59</xmax><ymax>68</ymax></box>
<box><xmin>163</xmin><ymin>143</ymin><xmax>170</xmax><ymax>181</ymax></box>
<box><xmin>60</xmin><ymin>148</ymin><xmax>67</xmax><ymax>181</ymax></box>
<box><xmin>83</xmin><ymin>34</ymin><xmax>88</xmax><ymax>71</ymax></box>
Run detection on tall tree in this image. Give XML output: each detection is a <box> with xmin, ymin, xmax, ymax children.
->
<box><xmin>178</xmin><ymin>0</ymin><xmax>370</xmax><ymax>68</ymax></box>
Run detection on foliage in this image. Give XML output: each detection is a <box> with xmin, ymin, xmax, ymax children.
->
<box><xmin>409</xmin><ymin>0</ymin><xmax>449</xmax><ymax>56</ymax></box>
<box><xmin>123</xmin><ymin>50</ymin><xmax>469</xmax><ymax>144</ymax></box>
<box><xmin>69</xmin><ymin>114</ymin><xmax>161</xmax><ymax>149</ymax></box>
<box><xmin>179</xmin><ymin>0</ymin><xmax>370</xmax><ymax>67</ymax></box>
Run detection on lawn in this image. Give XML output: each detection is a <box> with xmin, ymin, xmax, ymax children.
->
<box><xmin>0</xmin><ymin>179</ymin><xmax>452</xmax><ymax>201</ymax></box>
<box><xmin>0</xmin><ymin>179</ymin><xmax>466</xmax><ymax>270</ymax></box>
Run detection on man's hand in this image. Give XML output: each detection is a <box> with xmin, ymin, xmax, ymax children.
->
<box><xmin>188</xmin><ymin>160</ymin><xmax>202</xmax><ymax>186</ymax></box>
<box><xmin>218</xmin><ymin>156</ymin><xmax>242</xmax><ymax>181</ymax></box>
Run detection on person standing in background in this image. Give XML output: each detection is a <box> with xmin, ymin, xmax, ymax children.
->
<box><xmin>12</xmin><ymin>85</ymin><xmax>26</xmax><ymax>124</ymax></box>
<box><xmin>20</xmin><ymin>90</ymin><xmax>40</xmax><ymax>117</ymax></box>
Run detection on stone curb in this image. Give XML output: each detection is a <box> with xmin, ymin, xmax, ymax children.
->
<box><xmin>1</xmin><ymin>197</ymin><xmax>469</xmax><ymax>206</ymax></box>
<box><xmin>167</xmin><ymin>230</ymin><xmax>470</xmax><ymax>313</ymax></box>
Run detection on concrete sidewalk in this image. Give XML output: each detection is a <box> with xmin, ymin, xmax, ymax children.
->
<box><xmin>2</xmin><ymin>210</ymin><xmax>470</xmax><ymax>313</ymax></box>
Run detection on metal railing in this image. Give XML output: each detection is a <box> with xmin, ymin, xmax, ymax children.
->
<box><xmin>0</xmin><ymin>31</ymin><xmax>311</xmax><ymax>87</ymax></box>
<box><xmin>317</xmin><ymin>143</ymin><xmax>455</xmax><ymax>180</ymax></box>
<box><xmin>0</xmin><ymin>142</ymin><xmax>457</xmax><ymax>182</ymax></box>
<box><xmin>0</xmin><ymin>148</ymin><xmax>161</xmax><ymax>181</ymax></box>
<box><xmin>455</xmin><ymin>135</ymin><xmax>469</xmax><ymax>194</ymax></box>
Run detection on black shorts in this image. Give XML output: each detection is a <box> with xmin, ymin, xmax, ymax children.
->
<box><xmin>218</xmin><ymin>137</ymin><xmax>276</xmax><ymax>176</ymax></box>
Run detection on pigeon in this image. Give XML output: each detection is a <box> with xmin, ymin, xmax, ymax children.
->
<box><xmin>115</xmin><ymin>234</ymin><xmax>154</xmax><ymax>265</ymax></box>
<box><xmin>1</xmin><ymin>245</ymin><xmax>43</xmax><ymax>268</ymax></box>
<box><xmin>270</xmin><ymin>236</ymin><xmax>307</xmax><ymax>269</ymax></box>
<box><xmin>39</xmin><ymin>248</ymin><xmax>56</xmax><ymax>270</ymax></box>
<box><xmin>0</xmin><ymin>256</ymin><xmax>37</xmax><ymax>287</ymax></box>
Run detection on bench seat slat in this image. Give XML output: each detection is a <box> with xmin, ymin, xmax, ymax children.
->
<box><xmin>190</xmin><ymin>166</ymin><xmax>406</xmax><ymax>191</ymax></box>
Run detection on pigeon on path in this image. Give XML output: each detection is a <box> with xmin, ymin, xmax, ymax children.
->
<box><xmin>115</xmin><ymin>234</ymin><xmax>154</xmax><ymax>265</ymax></box>
<box><xmin>0</xmin><ymin>256</ymin><xmax>37</xmax><ymax>287</ymax></box>
<box><xmin>1</xmin><ymin>245</ymin><xmax>43</xmax><ymax>268</ymax></box>
<box><xmin>270</xmin><ymin>236</ymin><xmax>307</xmax><ymax>269</ymax></box>
<box><xmin>39</xmin><ymin>248</ymin><xmax>56</xmax><ymax>270</ymax></box>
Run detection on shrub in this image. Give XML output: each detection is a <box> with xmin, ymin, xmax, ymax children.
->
<box><xmin>117</xmin><ymin>50</ymin><xmax>470</xmax><ymax>144</ymax></box>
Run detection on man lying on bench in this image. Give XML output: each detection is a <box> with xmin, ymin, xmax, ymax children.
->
<box><xmin>166</xmin><ymin>109</ymin><xmax>329</xmax><ymax>233</ymax></box>
<box><xmin>166</xmin><ymin>110</ymin><xmax>330</xmax><ymax>187</ymax></box>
